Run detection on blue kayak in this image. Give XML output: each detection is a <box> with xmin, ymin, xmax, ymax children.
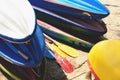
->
<box><xmin>0</xmin><ymin>26</ymin><xmax>45</xmax><ymax>67</ymax></box>
<box><xmin>29</xmin><ymin>0</ymin><xmax>110</xmax><ymax>19</ymax></box>
<box><xmin>45</xmin><ymin>48</ymin><xmax>55</xmax><ymax>59</ymax></box>
<box><xmin>34</xmin><ymin>7</ymin><xmax>107</xmax><ymax>36</ymax></box>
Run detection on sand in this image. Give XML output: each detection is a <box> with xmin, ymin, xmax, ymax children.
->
<box><xmin>101</xmin><ymin>0</ymin><xmax>120</xmax><ymax>39</ymax></box>
<box><xmin>0</xmin><ymin>0</ymin><xmax>120</xmax><ymax>80</ymax></box>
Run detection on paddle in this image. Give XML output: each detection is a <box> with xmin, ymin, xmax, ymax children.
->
<box><xmin>45</xmin><ymin>38</ymin><xmax>68</xmax><ymax>58</ymax></box>
<box><xmin>46</xmin><ymin>44</ymin><xmax>74</xmax><ymax>73</ymax></box>
<box><xmin>53</xmin><ymin>51</ymin><xmax>74</xmax><ymax>73</ymax></box>
<box><xmin>44</xmin><ymin>34</ymin><xmax>80</xmax><ymax>58</ymax></box>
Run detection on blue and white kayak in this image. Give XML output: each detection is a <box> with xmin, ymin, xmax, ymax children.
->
<box><xmin>0</xmin><ymin>0</ymin><xmax>45</xmax><ymax>67</ymax></box>
<box><xmin>0</xmin><ymin>26</ymin><xmax>45</xmax><ymax>67</ymax></box>
<box><xmin>29</xmin><ymin>0</ymin><xmax>110</xmax><ymax>19</ymax></box>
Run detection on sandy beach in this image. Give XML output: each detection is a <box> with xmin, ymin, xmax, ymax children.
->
<box><xmin>101</xmin><ymin>0</ymin><xmax>120</xmax><ymax>39</ymax></box>
<box><xmin>0</xmin><ymin>0</ymin><xmax>120</xmax><ymax>80</ymax></box>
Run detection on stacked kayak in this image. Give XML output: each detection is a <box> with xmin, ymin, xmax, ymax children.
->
<box><xmin>34</xmin><ymin>8</ymin><xmax>107</xmax><ymax>36</ymax></box>
<box><xmin>28</xmin><ymin>0</ymin><xmax>109</xmax><ymax>41</ymax></box>
<box><xmin>0</xmin><ymin>0</ymin><xmax>111</xmax><ymax>79</ymax></box>
<box><xmin>29</xmin><ymin>0</ymin><xmax>110</xmax><ymax>19</ymax></box>
<box><xmin>37</xmin><ymin>19</ymin><xmax>93</xmax><ymax>48</ymax></box>
<box><xmin>28</xmin><ymin>0</ymin><xmax>110</xmax><ymax>59</ymax></box>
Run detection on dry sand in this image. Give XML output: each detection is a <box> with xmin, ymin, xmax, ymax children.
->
<box><xmin>101</xmin><ymin>0</ymin><xmax>120</xmax><ymax>39</ymax></box>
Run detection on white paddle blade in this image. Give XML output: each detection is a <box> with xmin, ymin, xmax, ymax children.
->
<box><xmin>0</xmin><ymin>0</ymin><xmax>35</xmax><ymax>40</ymax></box>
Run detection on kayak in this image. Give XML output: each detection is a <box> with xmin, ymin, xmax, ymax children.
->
<box><xmin>37</xmin><ymin>19</ymin><xmax>106</xmax><ymax>49</ymax></box>
<box><xmin>34</xmin><ymin>7</ymin><xmax>107</xmax><ymax>36</ymax></box>
<box><xmin>0</xmin><ymin>64</ymin><xmax>21</xmax><ymax>80</ymax></box>
<box><xmin>29</xmin><ymin>0</ymin><xmax>110</xmax><ymax>19</ymax></box>
<box><xmin>0</xmin><ymin>58</ymin><xmax>38</xmax><ymax>80</ymax></box>
<box><xmin>0</xmin><ymin>26</ymin><xmax>45</xmax><ymax>67</ymax></box>
<box><xmin>0</xmin><ymin>0</ymin><xmax>36</xmax><ymax>43</ymax></box>
<box><xmin>0</xmin><ymin>57</ymin><xmax>46</xmax><ymax>80</ymax></box>
<box><xmin>45</xmin><ymin>48</ymin><xmax>55</xmax><ymax>59</ymax></box>
<box><xmin>37</xmin><ymin>19</ymin><xmax>93</xmax><ymax>48</ymax></box>
<box><xmin>0</xmin><ymin>0</ymin><xmax>45</xmax><ymax>67</ymax></box>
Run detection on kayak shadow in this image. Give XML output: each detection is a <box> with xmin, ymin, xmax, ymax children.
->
<box><xmin>45</xmin><ymin>58</ymin><xmax>68</xmax><ymax>80</ymax></box>
<box><xmin>0</xmin><ymin>57</ymin><xmax>68</xmax><ymax>80</ymax></box>
<box><xmin>105</xmin><ymin>4</ymin><xmax>120</xmax><ymax>7</ymax></box>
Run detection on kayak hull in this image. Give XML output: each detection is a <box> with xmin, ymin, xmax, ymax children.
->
<box><xmin>0</xmin><ymin>26</ymin><xmax>45</xmax><ymax>67</ymax></box>
<box><xmin>34</xmin><ymin>7</ymin><xmax>107</xmax><ymax>36</ymax></box>
<box><xmin>29</xmin><ymin>0</ymin><xmax>110</xmax><ymax>19</ymax></box>
<box><xmin>37</xmin><ymin>19</ymin><xmax>94</xmax><ymax>49</ymax></box>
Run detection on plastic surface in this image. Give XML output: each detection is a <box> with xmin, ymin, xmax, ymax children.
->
<box><xmin>29</xmin><ymin>0</ymin><xmax>109</xmax><ymax>19</ymax></box>
<box><xmin>88</xmin><ymin>40</ymin><xmax>120</xmax><ymax>80</ymax></box>
<box><xmin>0</xmin><ymin>26</ymin><xmax>45</xmax><ymax>67</ymax></box>
<box><xmin>35</xmin><ymin>8</ymin><xmax>107</xmax><ymax>36</ymax></box>
<box><xmin>0</xmin><ymin>0</ymin><xmax>36</xmax><ymax>42</ymax></box>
